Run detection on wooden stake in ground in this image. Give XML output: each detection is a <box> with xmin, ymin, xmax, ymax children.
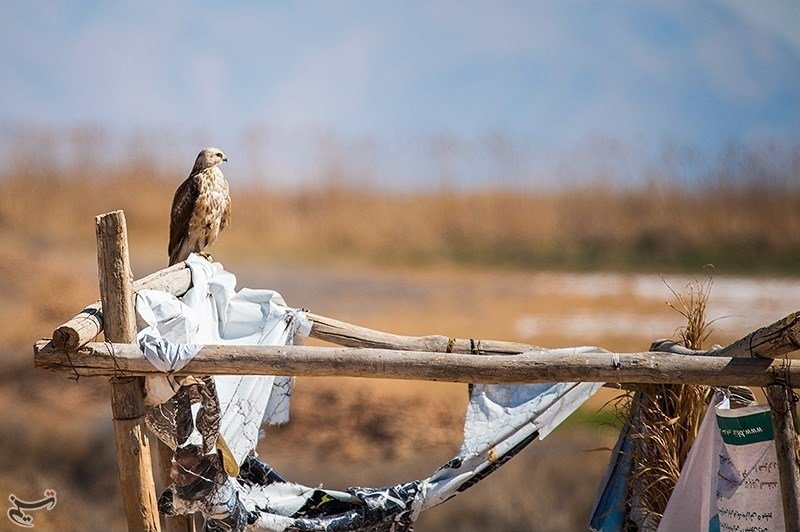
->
<box><xmin>767</xmin><ymin>383</ymin><xmax>800</xmax><ymax>532</ymax></box>
<box><xmin>97</xmin><ymin>211</ymin><xmax>161</xmax><ymax>532</ymax></box>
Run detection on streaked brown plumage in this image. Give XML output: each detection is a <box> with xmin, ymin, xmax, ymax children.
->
<box><xmin>168</xmin><ymin>147</ymin><xmax>231</xmax><ymax>266</ymax></box>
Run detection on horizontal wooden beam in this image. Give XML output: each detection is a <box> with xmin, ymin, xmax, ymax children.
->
<box><xmin>49</xmin><ymin>259</ymin><xmax>800</xmax><ymax>363</ymax></box>
<box><xmin>34</xmin><ymin>339</ymin><xmax>798</xmax><ymax>387</ymax></box>
<box><xmin>51</xmin><ymin>262</ymin><xmax>193</xmax><ymax>351</ymax></box>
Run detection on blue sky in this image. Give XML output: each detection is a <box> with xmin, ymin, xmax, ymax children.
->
<box><xmin>1</xmin><ymin>1</ymin><xmax>799</xmax><ymax>188</ymax></box>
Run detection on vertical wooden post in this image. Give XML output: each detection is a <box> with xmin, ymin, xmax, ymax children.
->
<box><xmin>767</xmin><ymin>384</ymin><xmax>800</xmax><ymax>532</ymax></box>
<box><xmin>97</xmin><ymin>211</ymin><xmax>161</xmax><ymax>532</ymax></box>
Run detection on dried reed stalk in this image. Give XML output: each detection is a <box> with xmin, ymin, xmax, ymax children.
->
<box><xmin>624</xmin><ymin>273</ymin><xmax>715</xmax><ymax>530</ymax></box>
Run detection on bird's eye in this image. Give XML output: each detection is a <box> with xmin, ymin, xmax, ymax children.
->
<box><xmin>217</xmin><ymin>153</ymin><xmax>223</xmax><ymax>158</ymax></box>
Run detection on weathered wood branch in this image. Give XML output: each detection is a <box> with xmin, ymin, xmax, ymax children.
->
<box><xmin>52</xmin><ymin>276</ymin><xmax>539</xmax><ymax>356</ymax></box>
<box><xmin>724</xmin><ymin>312</ymin><xmax>800</xmax><ymax>358</ymax></box>
<box><xmin>650</xmin><ymin>311</ymin><xmax>800</xmax><ymax>359</ymax></box>
<box><xmin>34</xmin><ymin>339</ymin><xmax>800</xmax><ymax>387</ymax></box>
<box><xmin>306</xmin><ymin>312</ymin><xmax>539</xmax><ymax>354</ymax></box>
<box><xmin>97</xmin><ymin>211</ymin><xmax>161</xmax><ymax>532</ymax></box>
<box><xmin>52</xmin><ymin>262</ymin><xmax>193</xmax><ymax>351</ymax></box>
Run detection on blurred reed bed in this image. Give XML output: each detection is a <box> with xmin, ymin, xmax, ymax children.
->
<box><xmin>2</xmin><ymin>127</ymin><xmax>800</xmax><ymax>274</ymax></box>
<box><xmin>4</xmin><ymin>172</ymin><xmax>800</xmax><ymax>275</ymax></box>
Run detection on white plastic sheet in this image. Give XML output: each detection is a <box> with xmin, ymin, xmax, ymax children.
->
<box><xmin>414</xmin><ymin>379</ymin><xmax>603</xmax><ymax>515</ymax></box>
<box><xmin>658</xmin><ymin>391</ymin><xmax>785</xmax><ymax>532</ymax></box>
<box><xmin>136</xmin><ymin>254</ymin><xmax>310</xmax><ymax>463</ymax></box>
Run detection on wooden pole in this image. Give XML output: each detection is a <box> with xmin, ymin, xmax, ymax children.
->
<box><xmin>767</xmin><ymin>384</ymin><xmax>800</xmax><ymax>532</ymax></box>
<box><xmin>96</xmin><ymin>211</ymin><xmax>161</xmax><ymax>532</ymax></box>
<box><xmin>52</xmin><ymin>262</ymin><xmax>193</xmax><ymax>351</ymax></box>
<box><xmin>34</xmin><ymin>339</ymin><xmax>800</xmax><ymax>387</ymax></box>
<box><xmin>305</xmin><ymin>311</ymin><xmax>538</xmax><ymax>355</ymax></box>
<box><xmin>651</xmin><ymin>311</ymin><xmax>800</xmax><ymax>359</ymax></box>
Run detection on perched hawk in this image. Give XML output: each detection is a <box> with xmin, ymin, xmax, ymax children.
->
<box><xmin>168</xmin><ymin>147</ymin><xmax>231</xmax><ymax>266</ymax></box>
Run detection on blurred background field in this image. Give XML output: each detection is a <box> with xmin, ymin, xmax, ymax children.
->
<box><xmin>2</xmin><ymin>2</ymin><xmax>800</xmax><ymax>530</ymax></box>
<box><xmin>3</xmin><ymin>135</ymin><xmax>800</xmax><ymax>530</ymax></box>
<box><xmin>4</xmin><ymin>128</ymin><xmax>800</xmax><ymax>274</ymax></box>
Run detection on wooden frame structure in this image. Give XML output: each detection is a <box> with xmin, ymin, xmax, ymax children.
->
<box><xmin>34</xmin><ymin>211</ymin><xmax>800</xmax><ymax>532</ymax></box>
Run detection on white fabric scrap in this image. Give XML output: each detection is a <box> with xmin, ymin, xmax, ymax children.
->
<box><xmin>135</xmin><ymin>253</ymin><xmax>311</xmax><ymax>464</ymax></box>
<box><xmin>224</xmin><ymin>375</ymin><xmax>605</xmax><ymax>530</ymax></box>
<box><xmin>463</xmin><ymin>348</ymin><xmax>605</xmax><ymax>453</ymax></box>
<box><xmin>658</xmin><ymin>391</ymin><xmax>728</xmax><ymax>532</ymax></box>
<box><xmin>136</xmin><ymin>289</ymin><xmax>202</xmax><ymax>373</ymax></box>
<box><xmin>415</xmin><ymin>376</ymin><xmax>603</xmax><ymax>514</ymax></box>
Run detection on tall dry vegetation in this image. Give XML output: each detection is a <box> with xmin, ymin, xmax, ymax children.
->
<box><xmin>625</xmin><ymin>275</ymin><xmax>713</xmax><ymax>529</ymax></box>
<box><xmin>1</xmin><ymin>127</ymin><xmax>799</xmax><ymax>273</ymax></box>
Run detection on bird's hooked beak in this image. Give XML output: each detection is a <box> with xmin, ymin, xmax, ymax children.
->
<box><xmin>222</xmin><ymin>156</ymin><xmax>228</xmax><ymax>162</ymax></box>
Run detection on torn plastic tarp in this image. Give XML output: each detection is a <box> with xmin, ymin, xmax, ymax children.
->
<box><xmin>588</xmin><ymin>418</ymin><xmax>634</xmax><ymax>532</ymax></box>
<box><xmin>135</xmin><ymin>254</ymin><xmax>605</xmax><ymax>531</ymax></box>
<box><xmin>590</xmin><ymin>390</ymin><xmax>785</xmax><ymax>532</ymax></box>
<box><xmin>156</xmin><ymin>378</ymin><xmax>603</xmax><ymax>531</ymax></box>
<box><xmin>138</xmin><ymin>254</ymin><xmax>311</xmax><ymax>464</ymax></box>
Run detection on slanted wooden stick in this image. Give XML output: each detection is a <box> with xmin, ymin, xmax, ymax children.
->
<box><xmin>651</xmin><ymin>311</ymin><xmax>800</xmax><ymax>359</ymax></box>
<box><xmin>52</xmin><ymin>262</ymin><xmax>193</xmax><ymax>351</ymax></box>
<box><xmin>53</xmin><ymin>254</ymin><xmax>800</xmax><ymax>362</ymax></box>
<box><xmin>305</xmin><ymin>311</ymin><xmax>539</xmax><ymax>354</ymax></box>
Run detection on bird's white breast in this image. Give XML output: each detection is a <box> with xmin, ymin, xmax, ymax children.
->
<box><xmin>205</xmin><ymin>167</ymin><xmax>229</xmax><ymax>207</ymax></box>
<box><xmin>189</xmin><ymin>167</ymin><xmax>230</xmax><ymax>250</ymax></box>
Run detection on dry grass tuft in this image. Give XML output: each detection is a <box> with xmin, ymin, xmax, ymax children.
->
<box><xmin>623</xmin><ymin>273</ymin><xmax>714</xmax><ymax>529</ymax></box>
<box><xmin>664</xmin><ymin>269</ymin><xmax>716</xmax><ymax>350</ymax></box>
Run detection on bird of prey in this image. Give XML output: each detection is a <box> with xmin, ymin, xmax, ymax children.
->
<box><xmin>168</xmin><ymin>147</ymin><xmax>231</xmax><ymax>266</ymax></box>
